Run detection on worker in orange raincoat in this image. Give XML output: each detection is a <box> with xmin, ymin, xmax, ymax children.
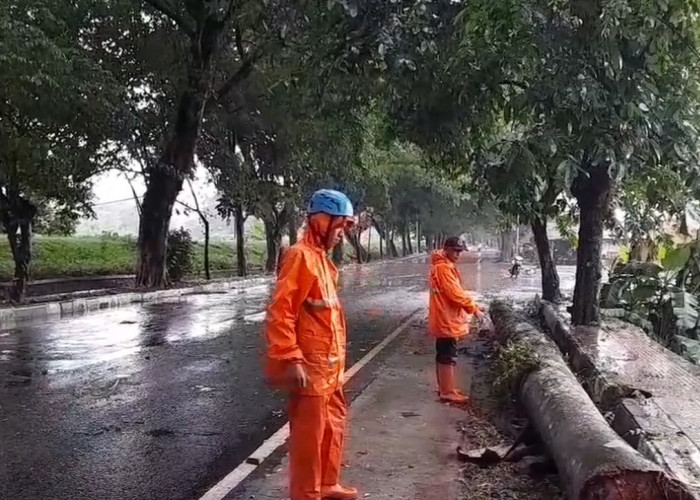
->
<box><xmin>429</xmin><ymin>236</ymin><xmax>484</xmax><ymax>403</ymax></box>
<box><xmin>265</xmin><ymin>189</ymin><xmax>358</xmax><ymax>500</ymax></box>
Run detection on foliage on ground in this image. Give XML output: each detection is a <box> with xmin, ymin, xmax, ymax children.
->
<box><xmin>460</xmin><ymin>335</ymin><xmax>562</xmax><ymax>500</ymax></box>
<box><xmin>494</xmin><ymin>338</ymin><xmax>541</xmax><ymax>397</ymax></box>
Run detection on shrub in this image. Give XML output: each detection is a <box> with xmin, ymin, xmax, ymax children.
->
<box><xmin>167</xmin><ymin>228</ymin><xmax>194</xmax><ymax>283</ymax></box>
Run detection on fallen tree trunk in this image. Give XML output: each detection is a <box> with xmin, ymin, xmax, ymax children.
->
<box><xmin>490</xmin><ymin>300</ymin><xmax>695</xmax><ymax>500</ymax></box>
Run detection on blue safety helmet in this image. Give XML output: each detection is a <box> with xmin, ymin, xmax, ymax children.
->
<box><xmin>307</xmin><ymin>189</ymin><xmax>354</xmax><ymax>217</ymax></box>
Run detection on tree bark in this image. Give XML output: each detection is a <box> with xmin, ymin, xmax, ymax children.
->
<box><xmin>346</xmin><ymin>230</ymin><xmax>368</xmax><ymax>263</ymax></box>
<box><xmin>531</xmin><ymin>217</ymin><xmax>561</xmax><ymax>303</ymax></box>
<box><xmin>6</xmin><ymin>220</ymin><xmax>32</xmax><ymax>302</ymax></box>
<box><xmin>234</xmin><ymin>203</ymin><xmax>247</xmax><ymax>277</ymax></box>
<box><xmin>0</xmin><ymin>190</ymin><xmax>37</xmax><ymax>302</ymax></box>
<box><xmin>332</xmin><ymin>239</ymin><xmax>344</xmax><ymax>266</ymax></box>
<box><xmin>136</xmin><ymin>13</ymin><xmax>228</xmax><ymax>288</ymax></box>
<box><xmin>680</xmin><ymin>208</ymin><xmax>690</xmax><ymax>237</ymax></box>
<box><xmin>416</xmin><ymin>221</ymin><xmax>421</xmax><ymax>254</ymax></box>
<box><xmin>499</xmin><ymin>230</ymin><xmax>516</xmax><ymax>262</ymax></box>
<box><xmin>137</xmin><ymin>166</ymin><xmax>182</xmax><ymax>287</ymax></box>
<box><xmin>406</xmin><ymin>223</ymin><xmax>414</xmax><ymax>254</ymax></box>
<box><xmin>276</xmin><ymin>244</ymin><xmax>288</xmax><ymax>276</ymax></box>
<box><xmin>367</xmin><ymin>225</ymin><xmax>372</xmax><ymax>261</ymax></box>
<box><xmin>388</xmin><ymin>229</ymin><xmax>399</xmax><ymax>258</ymax></box>
<box><xmin>571</xmin><ymin>163</ymin><xmax>613</xmax><ymax>326</ymax></box>
<box><xmin>490</xmin><ymin>301</ymin><xmax>695</xmax><ymax>500</ymax></box>
<box><xmin>401</xmin><ymin>226</ymin><xmax>408</xmax><ymax>256</ymax></box>
<box><xmin>371</xmin><ymin>218</ymin><xmax>387</xmax><ymax>259</ymax></box>
<box><xmin>202</xmin><ymin>216</ymin><xmax>211</xmax><ymax>280</ymax></box>
<box><xmin>379</xmin><ymin>230</ymin><xmax>384</xmax><ymax>259</ymax></box>
<box><xmin>263</xmin><ymin>217</ymin><xmax>283</xmax><ymax>274</ymax></box>
<box><xmin>288</xmin><ymin>215</ymin><xmax>299</xmax><ymax>246</ymax></box>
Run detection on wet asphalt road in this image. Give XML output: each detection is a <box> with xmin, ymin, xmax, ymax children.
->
<box><xmin>0</xmin><ymin>257</ymin><xmax>574</xmax><ymax>500</ymax></box>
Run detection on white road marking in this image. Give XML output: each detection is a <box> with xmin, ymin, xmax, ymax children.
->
<box><xmin>198</xmin><ymin>309</ymin><xmax>423</xmax><ymax>500</ymax></box>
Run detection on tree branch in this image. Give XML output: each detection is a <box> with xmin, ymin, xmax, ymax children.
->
<box><xmin>235</xmin><ymin>26</ymin><xmax>245</xmax><ymax>59</ymax></box>
<box><xmin>210</xmin><ymin>50</ymin><xmax>263</xmax><ymax>103</ymax></box>
<box><xmin>123</xmin><ymin>173</ymin><xmax>143</xmax><ymax>217</ymax></box>
<box><xmin>143</xmin><ymin>0</ymin><xmax>196</xmax><ymax>37</ymax></box>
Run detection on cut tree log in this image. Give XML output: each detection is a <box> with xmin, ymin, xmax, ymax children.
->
<box><xmin>490</xmin><ymin>300</ymin><xmax>696</xmax><ymax>500</ymax></box>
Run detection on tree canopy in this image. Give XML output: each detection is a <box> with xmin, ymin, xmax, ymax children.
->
<box><xmin>3</xmin><ymin>0</ymin><xmax>700</xmax><ymax>321</ymax></box>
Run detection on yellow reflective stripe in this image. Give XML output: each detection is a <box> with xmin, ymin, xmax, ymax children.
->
<box><xmin>305</xmin><ymin>297</ymin><xmax>340</xmax><ymax>308</ymax></box>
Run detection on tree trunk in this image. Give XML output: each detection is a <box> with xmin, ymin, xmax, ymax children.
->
<box><xmin>490</xmin><ymin>301</ymin><xmax>695</xmax><ymax>500</ymax></box>
<box><xmin>367</xmin><ymin>225</ymin><xmax>372</xmax><ymax>261</ymax></box>
<box><xmin>630</xmin><ymin>238</ymin><xmax>655</xmax><ymax>262</ymax></box>
<box><xmin>6</xmin><ymin>220</ymin><xmax>32</xmax><ymax>303</ymax></box>
<box><xmin>287</xmin><ymin>203</ymin><xmax>299</xmax><ymax>245</ymax></box>
<box><xmin>388</xmin><ymin>229</ymin><xmax>399</xmax><ymax>258</ymax></box>
<box><xmin>346</xmin><ymin>231</ymin><xmax>368</xmax><ymax>263</ymax></box>
<box><xmin>276</xmin><ymin>245</ymin><xmax>288</xmax><ymax>276</ymax></box>
<box><xmin>136</xmin><ymin>16</ymin><xmax>226</xmax><ymax>288</ymax></box>
<box><xmin>372</xmin><ymin>218</ymin><xmax>386</xmax><ymax>259</ymax></box>
<box><xmin>416</xmin><ymin>221</ymin><xmax>422</xmax><ymax>254</ymax></box>
<box><xmin>202</xmin><ymin>215</ymin><xmax>211</xmax><ymax>280</ymax></box>
<box><xmin>406</xmin><ymin>224</ymin><xmax>414</xmax><ymax>254</ymax></box>
<box><xmin>0</xmin><ymin>191</ymin><xmax>37</xmax><ymax>302</ymax></box>
<box><xmin>571</xmin><ymin>163</ymin><xmax>613</xmax><ymax>326</ymax></box>
<box><xmin>680</xmin><ymin>208</ymin><xmax>690</xmax><ymax>237</ymax></box>
<box><xmin>401</xmin><ymin>227</ymin><xmax>408</xmax><ymax>256</ymax></box>
<box><xmin>332</xmin><ymin>239</ymin><xmax>344</xmax><ymax>266</ymax></box>
<box><xmin>136</xmin><ymin>167</ymin><xmax>182</xmax><ymax>287</ymax></box>
<box><xmin>234</xmin><ymin>203</ymin><xmax>247</xmax><ymax>277</ymax></box>
<box><xmin>531</xmin><ymin>217</ymin><xmax>561</xmax><ymax>303</ymax></box>
<box><xmin>263</xmin><ymin>217</ymin><xmax>283</xmax><ymax>274</ymax></box>
<box><xmin>499</xmin><ymin>230</ymin><xmax>516</xmax><ymax>262</ymax></box>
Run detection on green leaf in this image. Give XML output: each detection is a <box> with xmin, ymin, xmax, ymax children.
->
<box><xmin>662</xmin><ymin>245</ymin><xmax>692</xmax><ymax>270</ymax></box>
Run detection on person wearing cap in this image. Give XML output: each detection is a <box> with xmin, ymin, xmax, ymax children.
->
<box><xmin>428</xmin><ymin>236</ymin><xmax>484</xmax><ymax>403</ymax></box>
<box><xmin>265</xmin><ymin>189</ymin><xmax>358</xmax><ymax>500</ymax></box>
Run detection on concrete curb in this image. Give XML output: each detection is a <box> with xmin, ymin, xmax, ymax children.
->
<box><xmin>0</xmin><ymin>276</ymin><xmax>272</xmax><ymax>325</ymax></box>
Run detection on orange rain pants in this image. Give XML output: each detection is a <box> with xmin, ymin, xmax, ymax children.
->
<box><xmin>288</xmin><ymin>390</ymin><xmax>347</xmax><ymax>500</ymax></box>
<box><xmin>265</xmin><ymin>213</ymin><xmax>350</xmax><ymax>500</ymax></box>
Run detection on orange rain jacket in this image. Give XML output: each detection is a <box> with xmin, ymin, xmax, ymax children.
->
<box><xmin>265</xmin><ymin>222</ymin><xmax>347</xmax><ymax>396</ymax></box>
<box><xmin>428</xmin><ymin>250</ymin><xmax>479</xmax><ymax>339</ymax></box>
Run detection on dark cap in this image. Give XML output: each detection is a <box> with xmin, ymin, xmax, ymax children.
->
<box><xmin>444</xmin><ymin>237</ymin><xmax>467</xmax><ymax>251</ymax></box>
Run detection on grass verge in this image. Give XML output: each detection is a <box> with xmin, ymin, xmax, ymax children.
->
<box><xmin>0</xmin><ymin>235</ymin><xmax>267</xmax><ymax>281</ymax></box>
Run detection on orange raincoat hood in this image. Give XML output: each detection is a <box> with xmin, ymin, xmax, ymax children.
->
<box><xmin>428</xmin><ymin>250</ymin><xmax>479</xmax><ymax>339</ymax></box>
<box><xmin>430</xmin><ymin>249</ymin><xmax>451</xmax><ymax>266</ymax></box>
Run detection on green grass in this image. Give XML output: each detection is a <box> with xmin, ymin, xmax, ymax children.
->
<box><xmin>0</xmin><ymin>235</ymin><xmax>267</xmax><ymax>281</ymax></box>
<box><xmin>189</xmin><ymin>239</ymin><xmax>266</xmax><ymax>277</ymax></box>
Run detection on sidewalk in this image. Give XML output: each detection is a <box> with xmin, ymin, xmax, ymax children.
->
<box><xmin>0</xmin><ymin>275</ymin><xmax>271</xmax><ymax>324</ymax></box>
<box><xmin>235</xmin><ymin>319</ymin><xmax>562</xmax><ymax>500</ymax></box>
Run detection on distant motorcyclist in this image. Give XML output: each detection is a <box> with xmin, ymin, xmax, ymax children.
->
<box><xmin>509</xmin><ymin>257</ymin><xmax>522</xmax><ymax>278</ymax></box>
